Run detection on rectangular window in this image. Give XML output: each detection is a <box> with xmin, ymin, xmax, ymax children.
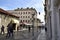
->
<box><xmin>21</xmin><ymin>16</ymin><xmax>22</xmax><ymax>18</ymax></box>
<box><xmin>26</xmin><ymin>20</ymin><xmax>27</xmax><ymax>22</ymax></box>
<box><xmin>26</xmin><ymin>16</ymin><xmax>27</xmax><ymax>18</ymax></box>
<box><xmin>23</xmin><ymin>12</ymin><xmax>25</xmax><ymax>14</ymax></box>
<box><xmin>28</xmin><ymin>20</ymin><xmax>30</xmax><ymax>23</ymax></box>
<box><xmin>21</xmin><ymin>12</ymin><xmax>22</xmax><ymax>15</ymax></box>
<box><xmin>20</xmin><ymin>20</ymin><xmax>22</xmax><ymax>23</ymax></box>
<box><xmin>23</xmin><ymin>20</ymin><xmax>24</xmax><ymax>22</ymax></box>
<box><xmin>19</xmin><ymin>12</ymin><xmax>20</xmax><ymax>14</ymax></box>
<box><xmin>23</xmin><ymin>16</ymin><xmax>25</xmax><ymax>18</ymax></box>
<box><xmin>28</xmin><ymin>16</ymin><xmax>30</xmax><ymax>18</ymax></box>
<box><xmin>28</xmin><ymin>12</ymin><xmax>30</xmax><ymax>14</ymax></box>
<box><xmin>26</xmin><ymin>12</ymin><xmax>27</xmax><ymax>14</ymax></box>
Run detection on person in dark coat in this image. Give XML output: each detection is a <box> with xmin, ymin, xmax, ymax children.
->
<box><xmin>1</xmin><ymin>25</ymin><xmax>5</xmax><ymax>34</ymax></box>
<box><xmin>10</xmin><ymin>24</ymin><xmax>14</xmax><ymax>37</ymax></box>
<box><xmin>45</xmin><ymin>27</ymin><xmax>47</xmax><ymax>32</ymax></box>
<box><xmin>6</xmin><ymin>23</ymin><xmax>11</xmax><ymax>38</ymax></box>
<box><xmin>6</xmin><ymin>23</ymin><xmax>14</xmax><ymax>38</ymax></box>
<box><xmin>28</xmin><ymin>26</ymin><xmax>31</xmax><ymax>32</ymax></box>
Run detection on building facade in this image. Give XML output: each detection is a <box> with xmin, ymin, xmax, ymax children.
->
<box><xmin>0</xmin><ymin>8</ymin><xmax>19</xmax><ymax>33</ymax></box>
<box><xmin>8</xmin><ymin>7</ymin><xmax>37</xmax><ymax>27</ymax></box>
<box><xmin>44</xmin><ymin>0</ymin><xmax>60</xmax><ymax>40</ymax></box>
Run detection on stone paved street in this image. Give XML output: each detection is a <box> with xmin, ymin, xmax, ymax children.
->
<box><xmin>37</xmin><ymin>29</ymin><xmax>47</xmax><ymax>40</ymax></box>
<box><xmin>0</xmin><ymin>28</ymin><xmax>41</xmax><ymax>40</ymax></box>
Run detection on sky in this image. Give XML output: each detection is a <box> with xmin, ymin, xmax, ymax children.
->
<box><xmin>0</xmin><ymin>0</ymin><xmax>45</xmax><ymax>24</ymax></box>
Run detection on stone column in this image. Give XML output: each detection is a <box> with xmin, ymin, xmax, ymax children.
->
<box><xmin>51</xmin><ymin>4</ymin><xmax>58</xmax><ymax>40</ymax></box>
<box><xmin>56</xmin><ymin>4</ymin><xmax>60</xmax><ymax>40</ymax></box>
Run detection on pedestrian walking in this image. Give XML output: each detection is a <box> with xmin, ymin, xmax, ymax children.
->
<box><xmin>45</xmin><ymin>27</ymin><xmax>47</xmax><ymax>32</ymax></box>
<box><xmin>10</xmin><ymin>23</ymin><xmax>14</xmax><ymax>37</ymax></box>
<box><xmin>28</xmin><ymin>26</ymin><xmax>31</xmax><ymax>32</ymax></box>
<box><xmin>6</xmin><ymin>22</ymin><xmax>14</xmax><ymax>38</ymax></box>
<box><xmin>1</xmin><ymin>25</ymin><xmax>5</xmax><ymax>34</ymax></box>
<box><xmin>6</xmin><ymin>23</ymin><xmax>11</xmax><ymax>38</ymax></box>
<box><xmin>17</xmin><ymin>26</ymin><xmax>19</xmax><ymax>31</ymax></box>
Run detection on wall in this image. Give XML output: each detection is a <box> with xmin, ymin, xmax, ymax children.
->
<box><xmin>0</xmin><ymin>13</ymin><xmax>19</xmax><ymax>33</ymax></box>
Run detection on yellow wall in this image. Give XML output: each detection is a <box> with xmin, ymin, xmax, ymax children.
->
<box><xmin>0</xmin><ymin>14</ymin><xmax>19</xmax><ymax>33</ymax></box>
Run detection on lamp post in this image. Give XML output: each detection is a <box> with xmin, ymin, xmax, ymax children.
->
<box><xmin>37</xmin><ymin>12</ymin><xmax>40</xmax><ymax>32</ymax></box>
<box><xmin>31</xmin><ymin>13</ymin><xmax>35</xmax><ymax>36</ymax></box>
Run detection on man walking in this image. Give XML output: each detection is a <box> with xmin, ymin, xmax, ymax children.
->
<box><xmin>28</xmin><ymin>26</ymin><xmax>31</xmax><ymax>32</ymax></box>
<box><xmin>6</xmin><ymin>23</ymin><xmax>11</xmax><ymax>38</ymax></box>
<box><xmin>6</xmin><ymin>22</ymin><xmax>14</xmax><ymax>38</ymax></box>
<box><xmin>1</xmin><ymin>25</ymin><xmax>5</xmax><ymax>34</ymax></box>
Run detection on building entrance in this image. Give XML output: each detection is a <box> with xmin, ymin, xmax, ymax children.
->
<box><xmin>12</xmin><ymin>23</ymin><xmax>16</xmax><ymax>30</ymax></box>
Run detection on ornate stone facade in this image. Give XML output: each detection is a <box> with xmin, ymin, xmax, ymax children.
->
<box><xmin>7</xmin><ymin>7</ymin><xmax>37</xmax><ymax>27</ymax></box>
<box><xmin>44</xmin><ymin>0</ymin><xmax>60</xmax><ymax>40</ymax></box>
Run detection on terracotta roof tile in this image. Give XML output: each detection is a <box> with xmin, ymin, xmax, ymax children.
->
<box><xmin>0</xmin><ymin>8</ymin><xmax>19</xmax><ymax>18</ymax></box>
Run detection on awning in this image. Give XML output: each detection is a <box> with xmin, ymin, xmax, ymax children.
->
<box><xmin>23</xmin><ymin>23</ymin><xmax>32</xmax><ymax>25</ymax></box>
<box><xmin>11</xmin><ymin>19</ymin><xmax>19</xmax><ymax>24</ymax></box>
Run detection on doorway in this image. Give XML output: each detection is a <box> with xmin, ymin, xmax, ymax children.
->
<box><xmin>12</xmin><ymin>23</ymin><xmax>16</xmax><ymax>30</ymax></box>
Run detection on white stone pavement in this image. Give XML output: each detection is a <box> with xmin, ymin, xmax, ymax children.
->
<box><xmin>37</xmin><ymin>29</ymin><xmax>46</xmax><ymax>40</ymax></box>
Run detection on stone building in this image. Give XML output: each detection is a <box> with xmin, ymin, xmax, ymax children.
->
<box><xmin>7</xmin><ymin>7</ymin><xmax>37</xmax><ymax>27</ymax></box>
<box><xmin>44</xmin><ymin>0</ymin><xmax>60</xmax><ymax>40</ymax></box>
<box><xmin>0</xmin><ymin>8</ymin><xmax>19</xmax><ymax>33</ymax></box>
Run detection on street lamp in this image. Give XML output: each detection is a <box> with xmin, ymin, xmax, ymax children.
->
<box><xmin>31</xmin><ymin>13</ymin><xmax>35</xmax><ymax>36</ymax></box>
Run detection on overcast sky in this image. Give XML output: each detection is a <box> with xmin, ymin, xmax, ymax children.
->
<box><xmin>0</xmin><ymin>0</ymin><xmax>45</xmax><ymax>24</ymax></box>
